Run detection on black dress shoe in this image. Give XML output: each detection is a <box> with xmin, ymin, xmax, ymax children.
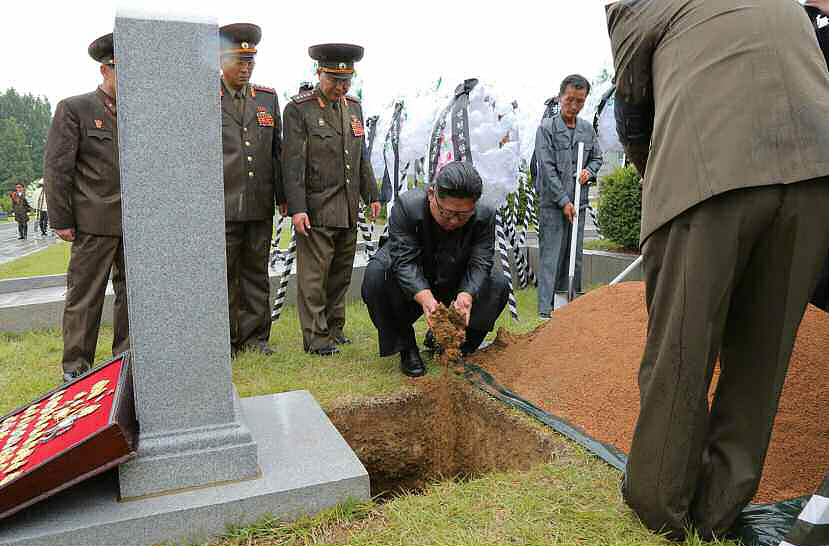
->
<box><xmin>423</xmin><ymin>329</ymin><xmax>441</xmax><ymax>353</ymax></box>
<box><xmin>244</xmin><ymin>341</ymin><xmax>274</xmax><ymax>355</ymax></box>
<box><xmin>62</xmin><ymin>367</ymin><xmax>88</xmax><ymax>383</ymax></box>
<box><xmin>400</xmin><ymin>348</ymin><xmax>426</xmax><ymax>377</ymax></box>
<box><xmin>307</xmin><ymin>345</ymin><xmax>340</xmax><ymax>356</ymax></box>
<box><xmin>332</xmin><ymin>334</ymin><xmax>352</xmax><ymax>345</ymax></box>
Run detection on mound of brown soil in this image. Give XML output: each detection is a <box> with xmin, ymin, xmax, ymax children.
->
<box><xmin>468</xmin><ymin>282</ymin><xmax>829</xmax><ymax>503</ymax></box>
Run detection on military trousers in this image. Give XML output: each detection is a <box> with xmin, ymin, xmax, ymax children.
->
<box><xmin>225</xmin><ymin>218</ymin><xmax>273</xmax><ymax>351</ymax></box>
<box><xmin>62</xmin><ymin>232</ymin><xmax>129</xmax><ymax>375</ymax></box>
<box><xmin>622</xmin><ymin>178</ymin><xmax>829</xmax><ymax>540</ymax></box>
<box><xmin>361</xmin><ymin>258</ymin><xmax>509</xmax><ymax>357</ymax></box>
<box><xmin>295</xmin><ymin>225</ymin><xmax>357</xmax><ymax>351</ymax></box>
<box><xmin>537</xmin><ymin>203</ymin><xmax>586</xmax><ymax>315</ymax></box>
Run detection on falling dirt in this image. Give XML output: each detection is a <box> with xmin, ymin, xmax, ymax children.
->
<box><xmin>467</xmin><ymin>281</ymin><xmax>829</xmax><ymax>503</ymax></box>
<box><xmin>327</xmin><ymin>381</ymin><xmax>561</xmax><ymax>498</ymax></box>
<box><xmin>429</xmin><ymin>304</ymin><xmax>467</xmax><ymax>372</ymax></box>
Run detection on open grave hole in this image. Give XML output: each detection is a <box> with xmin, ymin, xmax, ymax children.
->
<box><xmin>327</xmin><ymin>379</ymin><xmax>563</xmax><ymax>499</ymax></box>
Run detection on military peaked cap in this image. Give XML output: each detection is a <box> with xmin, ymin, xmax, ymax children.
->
<box><xmin>88</xmin><ymin>33</ymin><xmax>114</xmax><ymax>64</ymax></box>
<box><xmin>309</xmin><ymin>43</ymin><xmax>364</xmax><ymax>79</ymax></box>
<box><xmin>220</xmin><ymin>23</ymin><xmax>261</xmax><ymax>59</ymax></box>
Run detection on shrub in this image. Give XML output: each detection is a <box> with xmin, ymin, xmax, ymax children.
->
<box><xmin>0</xmin><ymin>195</ymin><xmax>11</xmax><ymax>216</ymax></box>
<box><xmin>596</xmin><ymin>166</ymin><xmax>642</xmax><ymax>250</ymax></box>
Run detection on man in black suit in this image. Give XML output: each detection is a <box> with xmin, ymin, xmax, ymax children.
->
<box><xmin>361</xmin><ymin>161</ymin><xmax>508</xmax><ymax>377</ymax></box>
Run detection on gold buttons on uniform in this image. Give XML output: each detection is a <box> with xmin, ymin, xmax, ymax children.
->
<box><xmin>346</xmin><ymin>165</ymin><xmax>350</xmax><ymax>170</ymax></box>
<box><xmin>247</xmin><ymin>156</ymin><xmax>253</xmax><ymax>162</ymax></box>
<box><xmin>245</xmin><ymin>141</ymin><xmax>251</xmax><ymax>147</ymax></box>
<box><xmin>344</xmin><ymin>150</ymin><xmax>349</xmax><ymax>155</ymax></box>
<box><xmin>248</xmin><ymin>172</ymin><xmax>254</xmax><ymax>178</ymax></box>
<box><xmin>243</xmin><ymin>127</ymin><xmax>248</xmax><ymax>132</ymax></box>
<box><xmin>346</xmin><ymin>178</ymin><xmax>350</xmax><ymax>184</ymax></box>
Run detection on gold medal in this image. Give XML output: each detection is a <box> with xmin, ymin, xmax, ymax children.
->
<box><xmin>0</xmin><ymin>470</ymin><xmax>22</xmax><ymax>486</ymax></box>
<box><xmin>74</xmin><ymin>404</ymin><xmax>100</xmax><ymax>419</ymax></box>
<box><xmin>4</xmin><ymin>459</ymin><xmax>25</xmax><ymax>473</ymax></box>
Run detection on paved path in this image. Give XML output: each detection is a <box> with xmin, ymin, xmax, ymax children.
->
<box><xmin>0</xmin><ymin>221</ymin><xmax>59</xmax><ymax>266</ymax></box>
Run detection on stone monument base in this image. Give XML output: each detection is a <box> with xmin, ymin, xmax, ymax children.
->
<box><xmin>0</xmin><ymin>391</ymin><xmax>369</xmax><ymax>546</ymax></box>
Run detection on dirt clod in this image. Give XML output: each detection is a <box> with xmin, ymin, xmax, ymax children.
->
<box><xmin>429</xmin><ymin>304</ymin><xmax>467</xmax><ymax>371</ymax></box>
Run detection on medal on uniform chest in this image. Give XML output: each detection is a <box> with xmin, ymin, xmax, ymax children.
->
<box><xmin>256</xmin><ymin>106</ymin><xmax>274</xmax><ymax>127</ymax></box>
<box><xmin>94</xmin><ymin>119</ymin><xmax>104</xmax><ymax>129</ymax></box>
<box><xmin>351</xmin><ymin>115</ymin><xmax>364</xmax><ymax>137</ymax></box>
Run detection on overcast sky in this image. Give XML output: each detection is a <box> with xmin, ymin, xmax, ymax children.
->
<box><xmin>1</xmin><ymin>0</ymin><xmax>614</xmax><ymax>116</ymax></box>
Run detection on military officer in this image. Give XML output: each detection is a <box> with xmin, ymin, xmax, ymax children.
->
<box><xmin>607</xmin><ymin>0</ymin><xmax>829</xmax><ymax>539</ymax></box>
<box><xmin>219</xmin><ymin>23</ymin><xmax>284</xmax><ymax>356</ymax></box>
<box><xmin>282</xmin><ymin>43</ymin><xmax>381</xmax><ymax>356</ymax></box>
<box><xmin>43</xmin><ymin>32</ymin><xmax>129</xmax><ymax>382</ymax></box>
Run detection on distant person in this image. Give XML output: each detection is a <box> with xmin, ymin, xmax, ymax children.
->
<box><xmin>607</xmin><ymin>0</ymin><xmax>829</xmax><ymax>540</ymax></box>
<box><xmin>43</xmin><ymin>32</ymin><xmax>129</xmax><ymax>382</ymax></box>
<box><xmin>219</xmin><ymin>23</ymin><xmax>285</xmax><ymax>357</ymax></box>
<box><xmin>282</xmin><ymin>43</ymin><xmax>381</xmax><ymax>356</ymax></box>
<box><xmin>361</xmin><ymin>162</ymin><xmax>508</xmax><ymax>377</ymax></box>
<box><xmin>10</xmin><ymin>183</ymin><xmax>32</xmax><ymax>240</ymax></box>
<box><xmin>31</xmin><ymin>182</ymin><xmax>49</xmax><ymax>237</ymax></box>
<box><xmin>533</xmin><ymin>74</ymin><xmax>603</xmax><ymax>318</ymax></box>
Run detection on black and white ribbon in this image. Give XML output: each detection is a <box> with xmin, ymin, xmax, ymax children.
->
<box><xmin>496</xmin><ymin>209</ymin><xmax>519</xmax><ymax>320</ymax></box>
<box><xmin>269</xmin><ymin>219</ymin><xmax>284</xmax><ymax>270</ymax></box>
<box><xmin>428</xmin><ymin>78</ymin><xmax>478</xmax><ymax>181</ymax></box>
<box><xmin>271</xmin><ymin>225</ymin><xmax>297</xmax><ymax>321</ymax></box>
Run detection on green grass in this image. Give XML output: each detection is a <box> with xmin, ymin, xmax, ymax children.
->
<box><xmin>584</xmin><ymin>238</ymin><xmax>635</xmax><ymax>253</ymax></box>
<box><xmin>0</xmin><ymin>241</ymin><xmax>71</xmax><ymax>280</ymax></box>
<box><xmin>0</xmin><ymin>286</ymin><xmax>737</xmax><ymax>546</ymax></box>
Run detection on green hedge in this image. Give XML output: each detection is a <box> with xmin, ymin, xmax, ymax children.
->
<box><xmin>596</xmin><ymin>166</ymin><xmax>642</xmax><ymax>249</ymax></box>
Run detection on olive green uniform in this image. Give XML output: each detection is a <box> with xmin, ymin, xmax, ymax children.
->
<box><xmin>44</xmin><ymin>87</ymin><xmax>129</xmax><ymax>375</ymax></box>
<box><xmin>608</xmin><ymin>0</ymin><xmax>829</xmax><ymax>539</ymax></box>
<box><xmin>220</xmin><ymin>79</ymin><xmax>283</xmax><ymax>351</ymax></box>
<box><xmin>282</xmin><ymin>87</ymin><xmax>378</xmax><ymax>351</ymax></box>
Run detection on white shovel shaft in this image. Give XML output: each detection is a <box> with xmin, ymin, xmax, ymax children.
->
<box><xmin>568</xmin><ymin>142</ymin><xmax>585</xmax><ymax>281</ymax></box>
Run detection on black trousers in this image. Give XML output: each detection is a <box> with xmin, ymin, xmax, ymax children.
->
<box><xmin>17</xmin><ymin>222</ymin><xmax>27</xmax><ymax>239</ymax></box>
<box><xmin>361</xmin><ymin>259</ymin><xmax>509</xmax><ymax>357</ymax></box>
<box><xmin>39</xmin><ymin>211</ymin><xmax>48</xmax><ymax>235</ymax></box>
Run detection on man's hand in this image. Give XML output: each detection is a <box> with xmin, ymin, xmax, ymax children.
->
<box><xmin>292</xmin><ymin>212</ymin><xmax>311</xmax><ymax>236</ymax></box>
<box><xmin>579</xmin><ymin>169</ymin><xmax>591</xmax><ymax>185</ymax></box>
<box><xmin>562</xmin><ymin>203</ymin><xmax>576</xmax><ymax>223</ymax></box>
<box><xmin>452</xmin><ymin>292</ymin><xmax>473</xmax><ymax>326</ymax></box>
<box><xmin>414</xmin><ymin>289</ymin><xmax>439</xmax><ymax>326</ymax></box>
<box><xmin>55</xmin><ymin>228</ymin><xmax>75</xmax><ymax>242</ymax></box>
<box><xmin>278</xmin><ymin>203</ymin><xmax>288</xmax><ymax>217</ymax></box>
<box><xmin>369</xmin><ymin>201</ymin><xmax>382</xmax><ymax>219</ymax></box>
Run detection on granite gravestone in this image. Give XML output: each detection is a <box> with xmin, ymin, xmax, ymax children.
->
<box><xmin>113</xmin><ymin>12</ymin><xmax>258</xmax><ymax>499</ymax></box>
<box><xmin>0</xmin><ymin>12</ymin><xmax>367</xmax><ymax>546</ymax></box>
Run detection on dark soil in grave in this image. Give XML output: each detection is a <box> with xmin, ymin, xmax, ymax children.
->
<box><xmin>466</xmin><ymin>281</ymin><xmax>829</xmax><ymax>503</ymax></box>
<box><xmin>327</xmin><ymin>380</ymin><xmax>563</xmax><ymax>498</ymax></box>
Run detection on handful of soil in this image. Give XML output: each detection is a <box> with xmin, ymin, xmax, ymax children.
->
<box><xmin>429</xmin><ymin>304</ymin><xmax>467</xmax><ymax>371</ymax></box>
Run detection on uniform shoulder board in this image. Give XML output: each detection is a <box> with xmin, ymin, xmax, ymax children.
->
<box><xmin>291</xmin><ymin>91</ymin><xmax>316</xmax><ymax>104</ymax></box>
<box><xmin>345</xmin><ymin>95</ymin><xmax>360</xmax><ymax>104</ymax></box>
<box><xmin>252</xmin><ymin>84</ymin><xmax>275</xmax><ymax>94</ymax></box>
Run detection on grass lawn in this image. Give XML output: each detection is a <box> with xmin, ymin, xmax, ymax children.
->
<box><xmin>0</xmin><ymin>286</ymin><xmax>735</xmax><ymax>546</ymax></box>
<box><xmin>0</xmin><ymin>241</ymin><xmax>71</xmax><ymax>280</ymax></box>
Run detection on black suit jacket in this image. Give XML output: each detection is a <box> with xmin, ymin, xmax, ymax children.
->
<box><xmin>374</xmin><ymin>188</ymin><xmax>495</xmax><ymax>301</ymax></box>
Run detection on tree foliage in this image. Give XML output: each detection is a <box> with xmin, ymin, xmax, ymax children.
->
<box><xmin>596</xmin><ymin>165</ymin><xmax>642</xmax><ymax>250</ymax></box>
<box><xmin>0</xmin><ymin>88</ymin><xmax>52</xmax><ymax>193</ymax></box>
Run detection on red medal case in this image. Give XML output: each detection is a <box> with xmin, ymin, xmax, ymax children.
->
<box><xmin>0</xmin><ymin>353</ymin><xmax>137</xmax><ymax>519</ymax></box>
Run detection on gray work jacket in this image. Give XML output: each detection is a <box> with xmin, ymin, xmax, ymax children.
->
<box><xmin>534</xmin><ymin>113</ymin><xmax>603</xmax><ymax>209</ymax></box>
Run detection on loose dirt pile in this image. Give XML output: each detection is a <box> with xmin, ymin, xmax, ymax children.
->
<box><xmin>468</xmin><ymin>281</ymin><xmax>829</xmax><ymax>503</ymax></box>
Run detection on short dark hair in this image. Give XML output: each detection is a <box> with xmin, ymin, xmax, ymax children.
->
<box><xmin>559</xmin><ymin>74</ymin><xmax>590</xmax><ymax>96</ymax></box>
<box><xmin>432</xmin><ymin>161</ymin><xmax>483</xmax><ymax>200</ymax></box>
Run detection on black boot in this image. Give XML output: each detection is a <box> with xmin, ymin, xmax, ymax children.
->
<box><xmin>400</xmin><ymin>347</ymin><xmax>426</xmax><ymax>377</ymax></box>
<box><xmin>460</xmin><ymin>328</ymin><xmax>488</xmax><ymax>356</ymax></box>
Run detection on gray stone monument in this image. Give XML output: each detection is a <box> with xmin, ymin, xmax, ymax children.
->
<box><xmin>113</xmin><ymin>10</ymin><xmax>258</xmax><ymax>500</ymax></box>
<box><xmin>0</xmin><ymin>11</ymin><xmax>367</xmax><ymax>546</ymax></box>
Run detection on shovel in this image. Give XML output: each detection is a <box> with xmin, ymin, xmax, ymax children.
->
<box><xmin>566</xmin><ymin>141</ymin><xmax>585</xmax><ymax>303</ymax></box>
